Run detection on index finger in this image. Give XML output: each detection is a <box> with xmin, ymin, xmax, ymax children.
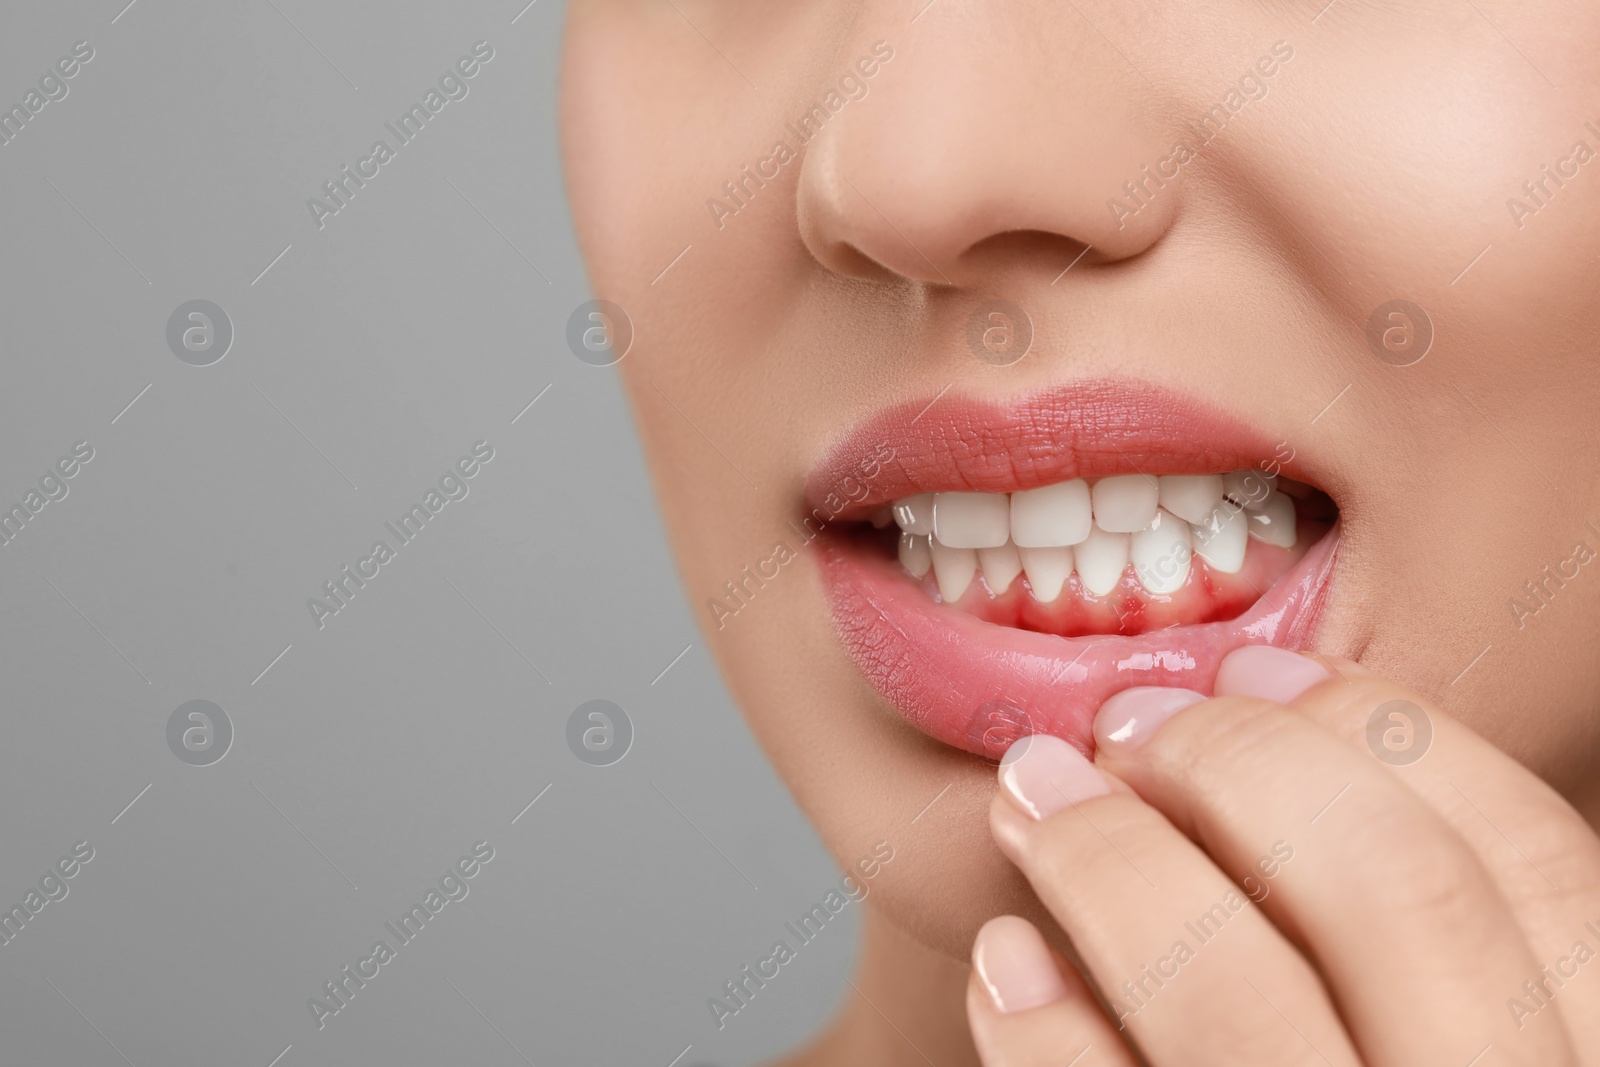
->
<box><xmin>1230</xmin><ymin>649</ymin><xmax>1600</xmax><ymax>1053</ymax></box>
<box><xmin>1089</xmin><ymin>675</ymin><xmax>1574</xmax><ymax>1064</ymax></box>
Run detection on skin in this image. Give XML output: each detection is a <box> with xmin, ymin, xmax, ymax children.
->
<box><xmin>559</xmin><ymin>1</ymin><xmax>1600</xmax><ymax>1061</ymax></box>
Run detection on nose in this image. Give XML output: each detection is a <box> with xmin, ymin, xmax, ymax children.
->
<box><xmin>796</xmin><ymin>10</ymin><xmax>1180</xmax><ymax>287</ymax></box>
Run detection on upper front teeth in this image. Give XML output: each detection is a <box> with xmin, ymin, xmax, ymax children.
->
<box><xmin>893</xmin><ymin>469</ymin><xmax>1298</xmax><ymax>602</ymax></box>
<box><xmin>932</xmin><ymin>491</ymin><xmax>1010</xmax><ymax>548</ymax></box>
<box><xmin>1090</xmin><ymin>475</ymin><xmax>1160</xmax><ymax>533</ymax></box>
<box><xmin>1158</xmin><ymin>474</ymin><xmax>1225</xmax><ymax>524</ymax></box>
<box><xmin>892</xmin><ymin>493</ymin><xmax>936</xmax><ymax>536</ymax></box>
<box><xmin>1223</xmin><ymin>469</ymin><xmax>1277</xmax><ymax>511</ymax></box>
<box><xmin>1010</xmin><ymin>480</ymin><xmax>1091</xmax><ymax>547</ymax></box>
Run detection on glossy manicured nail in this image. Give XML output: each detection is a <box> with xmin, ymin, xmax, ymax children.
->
<box><xmin>973</xmin><ymin>915</ymin><xmax>1069</xmax><ymax>1013</ymax></box>
<box><xmin>1094</xmin><ymin>687</ymin><xmax>1206</xmax><ymax>751</ymax></box>
<box><xmin>998</xmin><ymin>734</ymin><xmax>1108</xmax><ymax>819</ymax></box>
<box><xmin>1214</xmin><ymin>645</ymin><xmax>1330</xmax><ymax>703</ymax></box>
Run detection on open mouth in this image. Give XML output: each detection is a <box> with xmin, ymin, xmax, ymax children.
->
<box><xmin>809</xmin><ymin>381</ymin><xmax>1342</xmax><ymax>761</ymax></box>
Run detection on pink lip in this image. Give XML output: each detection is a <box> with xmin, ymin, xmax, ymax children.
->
<box><xmin>808</xmin><ymin>381</ymin><xmax>1340</xmax><ymax>760</ymax></box>
<box><xmin>807</xmin><ymin>380</ymin><xmax>1306</xmax><ymax>514</ymax></box>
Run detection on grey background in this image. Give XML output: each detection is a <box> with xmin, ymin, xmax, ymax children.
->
<box><xmin>0</xmin><ymin>2</ymin><xmax>854</xmax><ymax>1064</ymax></box>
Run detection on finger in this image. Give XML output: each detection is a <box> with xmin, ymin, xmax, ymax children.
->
<box><xmin>1220</xmin><ymin>647</ymin><xmax>1600</xmax><ymax>1058</ymax></box>
<box><xmin>967</xmin><ymin>915</ymin><xmax>1139</xmax><ymax>1067</ymax></box>
<box><xmin>991</xmin><ymin>734</ymin><xmax>1364</xmax><ymax>1067</ymax></box>
<box><xmin>1093</xmin><ymin>684</ymin><xmax>1578</xmax><ymax>1066</ymax></box>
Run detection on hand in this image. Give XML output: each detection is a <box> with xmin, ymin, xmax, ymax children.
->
<box><xmin>966</xmin><ymin>646</ymin><xmax>1600</xmax><ymax>1066</ymax></box>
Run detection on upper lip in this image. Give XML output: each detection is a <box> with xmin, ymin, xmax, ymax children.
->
<box><xmin>806</xmin><ymin>379</ymin><xmax>1314</xmax><ymax>515</ymax></box>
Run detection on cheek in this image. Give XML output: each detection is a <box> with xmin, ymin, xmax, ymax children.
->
<box><xmin>559</xmin><ymin>7</ymin><xmax>821</xmax><ymax>475</ymax></box>
<box><xmin>1255</xmin><ymin>16</ymin><xmax>1600</xmax><ymax>789</ymax></box>
<box><xmin>560</xmin><ymin>12</ymin><xmax>761</xmax><ymax>279</ymax></box>
<box><xmin>560</xmin><ymin>5</ymin><xmax>831</xmax><ymax>293</ymax></box>
<box><xmin>1250</xmin><ymin>18</ymin><xmax>1600</xmax><ymax>312</ymax></box>
<box><xmin>560</xmin><ymin>20</ymin><xmax>667</xmax><ymax>280</ymax></box>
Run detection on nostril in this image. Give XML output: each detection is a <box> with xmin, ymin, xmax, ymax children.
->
<box><xmin>960</xmin><ymin>232</ymin><xmax>1096</xmax><ymax>281</ymax></box>
<box><xmin>818</xmin><ymin>239</ymin><xmax>908</xmax><ymax>286</ymax></box>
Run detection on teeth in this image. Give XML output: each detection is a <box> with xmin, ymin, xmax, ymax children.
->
<box><xmin>1019</xmin><ymin>545</ymin><xmax>1073</xmax><ymax>602</ymax></box>
<box><xmin>898</xmin><ymin>532</ymin><xmax>932</xmax><ymax>578</ymax></box>
<box><xmin>1245</xmin><ymin>490</ymin><xmax>1297</xmax><ymax>548</ymax></box>
<box><xmin>892</xmin><ymin>493</ymin><xmax>935</xmax><ymax>536</ymax></box>
<box><xmin>1010</xmin><ymin>480</ymin><xmax>1092</xmax><ymax>547</ymax></box>
<box><xmin>932</xmin><ymin>492</ymin><xmax>1010</xmax><ymax>549</ymax></box>
<box><xmin>869</xmin><ymin>506</ymin><xmax>894</xmax><ymax>528</ymax></box>
<box><xmin>929</xmin><ymin>540</ymin><xmax>978</xmax><ymax>602</ymax></box>
<box><xmin>891</xmin><ymin>468</ymin><xmax>1302</xmax><ymax>600</ymax></box>
<box><xmin>1222</xmin><ymin>469</ymin><xmax>1277</xmax><ymax>512</ymax></box>
<box><xmin>1091</xmin><ymin>475</ymin><xmax>1160</xmax><ymax>533</ymax></box>
<box><xmin>1157</xmin><ymin>474</ymin><xmax>1225</xmax><ymax>525</ymax></box>
<box><xmin>1131</xmin><ymin>508</ymin><xmax>1192</xmax><ymax>595</ymax></box>
<box><xmin>1190</xmin><ymin>499</ymin><xmax>1249</xmax><ymax>574</ymax></box>
<box><xmin>1075</xmin><ymin>526</ymin><xmax>1131</xmax><ymax>596</ymax></box>
<box><xmin>978</xmin><ymin>542</ymin><xmax>1024</xmax><ymax>594</ymax></box>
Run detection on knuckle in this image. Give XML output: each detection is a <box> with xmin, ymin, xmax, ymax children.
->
<box><xmin>1029</xmin><ymin>798</ymin><xmax>1166</xmax><ymax>899</ymax></box>
<box><xmin>1350</xmin><ymin>814</ymin><xmax>1498</xmax><ymax>926</ymax></box>
<box><xmin>1298</xmin><ymin>673</ymin><xmax>1418</xmax><ymax>741</ymax></box>
<box><xmin>1464</xmin><ymin>799</ymin><xmax>1600</xmax><ymax>909</ymax></box>
<box><xmin>1154</xmin><ymin>695</ymin><xmax>1304</xmax><ymax>788</ymax></box>
<box><xmin>1165</xmin><ymin>1003</ymin><xmax>1333</xmax><ymax>1066</ymax></box>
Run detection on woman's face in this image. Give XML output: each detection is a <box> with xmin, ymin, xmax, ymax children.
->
<box><xmin>560</xmin><ymin>0</ymin><xmax>1600</xmax><ymax>957</ymax></box>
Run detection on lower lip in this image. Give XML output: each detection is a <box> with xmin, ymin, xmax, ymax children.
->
<box><xmin>817</xmin><ymin>525</ymin><xmax>1341</xmax><ymax>760</ymax></box>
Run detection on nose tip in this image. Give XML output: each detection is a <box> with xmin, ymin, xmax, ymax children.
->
<box><xmin>793</xmin><ymin>25</ymin><xmax>1179</xmax><ymax>288</ymax></box>
<box><xmin>797</xmin><ymin>129</ymin><xmax>966</xmax><ymax>285</ymax></box>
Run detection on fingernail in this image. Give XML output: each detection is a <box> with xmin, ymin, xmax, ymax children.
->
<box><xmin>1214</xmin><ymin>645</ymin><xmax>1330</xmax><ymax>703</ymax></box>
<box><xmin>1093</xmin><ymin>687</ymin><xmax>1206</xmax><ymax>751</ymax></box>
<box><xmin>973</xmin><ymin>916</ymin><xmax>1069</xmax><ymax>1013</ymax></box>
<box><xmin>998</xmin><ymin>734</ymin><xmax>1108</xmax><ymax>819</ymax></box>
